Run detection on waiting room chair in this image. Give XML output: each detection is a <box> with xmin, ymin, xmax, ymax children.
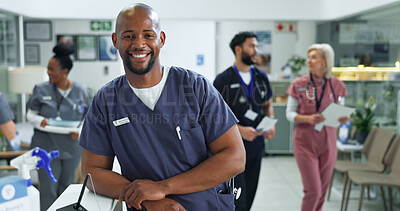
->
<box><xmin>344</xmin><ymin>134</ymin><xmax>400</xmax><ymax>211</ymax></box>
<box><xmin>326</xmin><ymin>127</ymin><xmax>395</xmax><ymax>211</ymax></box>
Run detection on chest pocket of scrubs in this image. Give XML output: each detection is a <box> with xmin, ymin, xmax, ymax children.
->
<box><xmin>39</xmin><ymin>98</ymin><xmax>57</xmax><ymax>117</ymax></box>
<box><xmin>298</xmin><ymin>91</ymin><xmax>316</xmax><ymax>115</ymax></box>
<box><xmin>177</xmin><ymin>125</ymin><xmax>208</xmax><ymax>166</ymax></box>
<box><xmin>70</xmin><ymin>102</ymin><xmax>87</xmax><ymax>120</ymax></box>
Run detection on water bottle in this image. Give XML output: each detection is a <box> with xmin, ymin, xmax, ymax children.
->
<box><xmin>9</xmin><ymin>131</ymin><xmax>21</xmax><ymax>152</ymax></box>
<box><xmin>338</xmin><ymin>96</ymin><xmax>345</xmax><ymax>106</ymax></box>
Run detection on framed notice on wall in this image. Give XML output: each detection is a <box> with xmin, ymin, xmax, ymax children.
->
<box><xmin>24</xmin><ymin>21</ymin><xmax>52</xmax><ymax>41</ymax></box>
<box><xmin>77</xmin><ymin>35</ymin><xmax>97</xmax><ymax>60</ymax></box>
<box><xmin>98</xmin><ymin>35</ymin><xmax>117</xmax><ymax>61</ymax></box>
<box><xmin>254</xmin><ymin>31</ymin><xmax>272</xmax><ymax>74</ymax></box>
<box><xmin>77</xmin><ymin>35</ymin><xmax>97</xmax><ymax>61</ymax></box>
<box><xmin>57</xmin><ymin>35</ymin><xmax>78</xmax><ymax>60</ymax></box>
<box><xmin>25</xmin><ymin>44</ymin><xmax>40</xmax><ymax>64</ymax></box>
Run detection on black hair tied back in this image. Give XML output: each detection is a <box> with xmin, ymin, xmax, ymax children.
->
<box><xmin>52</xmin><ymin>43</ymin><xmax>74</xmax><ymax>72</ymax></box>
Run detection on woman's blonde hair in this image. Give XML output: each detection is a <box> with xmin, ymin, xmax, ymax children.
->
<box><xmin>307</xmin><ymin>43</ymin><xmax>334</xmax><ymax>78</ymax></box>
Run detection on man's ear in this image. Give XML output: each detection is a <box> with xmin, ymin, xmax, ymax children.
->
<box><xmin>159</xmin><ymin>31</ymin><xmax>166</xmax><ymax>48</ymax></box>
<box><xmin>235</xmin><ymin>45</ymin><xmax>242</xmax><ymax>56</ymax></box>
<box><xmin>112</xmin><ymin>33</ymin><xmax>118</xmax><ymax>49</ymax></box>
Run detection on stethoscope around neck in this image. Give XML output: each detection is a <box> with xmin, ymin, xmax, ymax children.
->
<box><xmin>306</xmin><ymin>73</ymin><xmax>337</xmax><ymax>112</ymax></box>
<box><xmin>253</xmin><ymin>70</ymin><xmax>268</xmax><ymax>97</ymax></box>
<box><xmin>233</xmin><ymin>65</ymin><xmax>268</xmax><ymax>106</ymax></box>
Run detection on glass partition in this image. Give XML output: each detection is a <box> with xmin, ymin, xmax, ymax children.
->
<box><xmin>0</xmin><ymin>12</ymin><xmax>20</xmax><ymax>121</ymax></box>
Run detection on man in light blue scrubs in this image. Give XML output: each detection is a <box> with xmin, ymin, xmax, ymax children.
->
<box><xmin>79</xmin><ymin>3</ymin><xmax>246</xmax><ymax>211</ymax></box>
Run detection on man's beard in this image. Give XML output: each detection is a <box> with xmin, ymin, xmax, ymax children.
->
<box><xmin>124</xmin><ymin>53</ymin><xmax>156</xmax><ymax>75</ymax></box>
<box><xmin>241</xmin><ymin>51</ymin><xmax>255</xmax><ymax>66</ymax></box>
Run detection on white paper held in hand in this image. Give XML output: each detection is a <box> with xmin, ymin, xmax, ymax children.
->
<box><xmin>314</xmin><ymin>103</ymin><xmax>355</xmax><ymax>131</ymax></box>
<box><xmin>256</xmin><ymin>116</ymin><xmax>278</xmax><ymax>134</ymax></box>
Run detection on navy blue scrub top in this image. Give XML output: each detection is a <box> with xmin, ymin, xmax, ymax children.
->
<box><xmin>0</xmin><ymin>93</ymin><xmax>14</xmax><ymax>125</ymax></box>
<box><xmin>80</xmin><ymin>66</ymin><xmax>238</xmax><ymax>210</ymax></box>
<box><xmin>213</xmin><ymin>66</ymin><xmax>272</xmax><ymax>129</ymax></box>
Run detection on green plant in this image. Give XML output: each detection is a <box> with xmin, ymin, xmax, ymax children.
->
<box><xmin>281</xmin><ymin>55</ymin><xmax>306</xmax><ymax>73</ymax></box>
<box><xmin>351</xmin><ymin>96</ymin><xmax>378</xmax><ymax>132</ymax></box>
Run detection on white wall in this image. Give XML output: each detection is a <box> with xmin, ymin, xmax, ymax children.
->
<box><xmin>321</xmin><ymin>0</ymin><xmax>400</xmax><ymax>20</ymax></box>
<box><xmin>2</xmin><ymin>0</ymin><xmax>399</xmax><ymax>21</ymax></box>
<box><xmin>216</xmin><ymin>21</ymin><xmax>316</xmax><ymax>80</ymax></box>
<box><xmin>161</xmin><ymin>20</ymin><xmax>216</xmax><ymax>81</ymax></box>
<box><xmin>26</xmin><ymin>19</ymin><xmax>217</xmax><ymax>90</ymax></box>
<box><xmin>26</xmin><ymin>19</ymin><xmax>123</xmax><ymax>91</ymax></box>
<box><xmin>27</xmin><ymin>18</ymin><xmax>316</xmax><ymax>89</ymax></box>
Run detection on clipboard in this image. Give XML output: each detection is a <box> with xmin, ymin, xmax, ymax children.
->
<box><xmin>35</xmin><ymin>126</ymin><xmax>81</xmax><ymax>134</ymax></box>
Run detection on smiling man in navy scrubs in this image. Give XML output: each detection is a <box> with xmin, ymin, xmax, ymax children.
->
<box><xmin>79</xmin><ymin>3</ymin><xmax>245</xmax><ymax>211</ymax></box>
<box><xmin>214</xmin><ymin>31</ymin><xmax>275</xmax><ymax>211</ymax></box>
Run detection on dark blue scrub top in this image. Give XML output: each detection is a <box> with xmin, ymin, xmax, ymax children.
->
<box><xmin>80</xmin><ymin>66</ymin><xmax>238</xmax><ymax>210</ymax></box>
<box><xmin>213</xmin><ymin>66</ymin><xmax>272</xmax><ymax>129</ymax></box>
<box><xmin>0</xmin><ymin>93</ymin><xmax>14</xmax><ymax>125</ymax></box>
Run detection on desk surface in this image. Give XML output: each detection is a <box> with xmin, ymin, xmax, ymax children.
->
<box><xmin>0</xmin><ymin>150</ymin><xmax>28</xmax><ymax>171</ymax></box>
<box><xmin>48</xmin><ymin>184</ymin><xmax>117</xmax><ymax>211</ymax></box>
<box><xmin>0</xmin><ymin>166</ymin><xmax>17</xmax><ymax>170</ymax></box>
<box><xmin>336</xmin><ymin>140</ymin><xmax>363</xmax><ymax>152</ymax></box>
<box><xmin>0</xmin><ymin>150</ymin><xmax>27</xmax><ymax>159</ymax></box>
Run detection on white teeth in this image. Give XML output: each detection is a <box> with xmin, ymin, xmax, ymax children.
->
<box><xmin>132</xmin><ymin>54</ymin><xmax>146</xmax><ymax>58</ymax></box>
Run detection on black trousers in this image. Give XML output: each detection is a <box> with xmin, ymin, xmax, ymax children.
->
<box><xmin>234</xmin><ymin>138</ymin><xmax>264</xmax><ymax>211</ymax></box>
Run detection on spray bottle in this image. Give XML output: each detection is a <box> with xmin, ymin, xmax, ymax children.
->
<box><xmin>10</xmin><ymin>147</ymin><xmax>60</xmax><ymax>211</ymax></box>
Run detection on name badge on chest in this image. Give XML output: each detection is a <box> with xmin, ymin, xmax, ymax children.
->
<box><xmin>244</xmin><ymin>109</ymin><xmax>258</xmax><ymax>121</ymax></box>
<box><xmin>42</xmin><ymin>96</ymin><xmax>52</xmax><ymax>100</ymax></box>
<box><xmin>113</xmin><ymin>117</ymin><xmax>130</xmax><ymax>127</ymax></box>
<box><xmin>230</xmin><ymin>83</ymin><xmax>240</xmax><ymax>89</ymax></box>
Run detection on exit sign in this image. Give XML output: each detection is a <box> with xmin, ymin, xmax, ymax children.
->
<box><xmin>275</xmin><ymin>22</ymin><xmax>297</xmax><ymax>33</ymax></box>
<box><xmin>91</xmin><ymin>20</ymin><xmax>112</xmax><ymax>31</ymax></box>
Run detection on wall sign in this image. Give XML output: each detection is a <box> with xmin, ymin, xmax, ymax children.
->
<box><xmin>90</xmin><ymin>21</ymin><xmax>112</xmax><ymax>31</ymax></box>
<box><xmin>275</xmin><ymin>22</ymin><xmax>296</xmax><ymax>33</ymax></box>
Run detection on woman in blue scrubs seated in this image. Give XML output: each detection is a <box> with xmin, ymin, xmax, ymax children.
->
<box><xmin>79</xmin><ymin>3</ymin><xmax>246</xmax><ymax>211</ymax></box>
<box><xmin>26</xmin><ymin>44</ymin><xmax>90</xmax><ymax>211</ymax></box>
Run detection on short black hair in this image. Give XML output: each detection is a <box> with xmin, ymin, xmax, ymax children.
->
<box><xmin>229</xmin><ymin>31</ymin><xmax>257</xmax><ymax>55</ymax></box>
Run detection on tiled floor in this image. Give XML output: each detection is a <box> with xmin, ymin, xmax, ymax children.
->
<box><xmin>251</xmin><ymin>155</ymin><xmax>400</xmax><ymax>211</ymax></box>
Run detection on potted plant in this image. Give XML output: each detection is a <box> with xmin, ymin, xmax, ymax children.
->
<box><xmin>281</xmin><ymin>55</ymin><xmax>306</xmax><ymax>78</ymax></box>
<box><xmin>351</xmin><ymin>96</ymin><xmax>378</xmax><ymax>144</ymax></box>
